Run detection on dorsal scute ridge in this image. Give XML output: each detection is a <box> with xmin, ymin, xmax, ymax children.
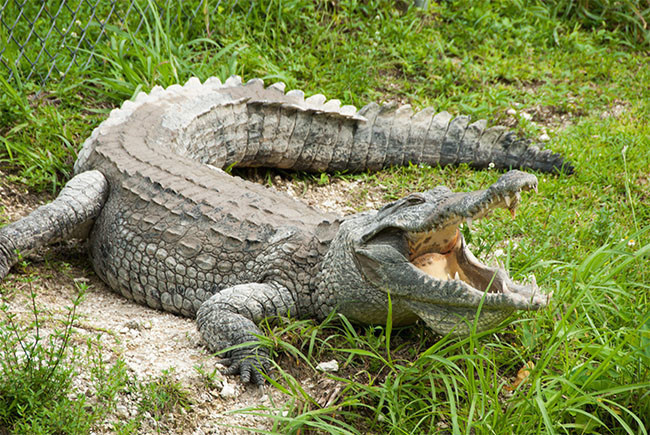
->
<box><xmin>165</xmin><ymin>83</ymin><xmax>183</xmax><ymax>95</ymax></box>
<box><xmin>219</xmin><ymin>77</ymin><xmax>365</xmax><ymax>120</ymax></box>
<box><xmin>358</xmin><ymin>102</ymin><xmax>380</xmax><ymax>116</ymax></box>
<box><xmin>469</xmin><ymin>119</ymin><xmax>487</xmax><ymax>131</ymax></box>
<box><xmin>322</xmin><ymin>99</ymin><xmax>341</xmax><ymax>111</ymax></box>
<box><xmin>269</xmin><ymin>82</ymin><xmax>286</xmax><ymax>92</ymax></box>
<box><xmin>184</xmin><ymin>76</ymin><xmax>202</xmax><ymax>88</ymax></box>
<box><xmin>204</xmin><ymin>76</ymin><xmax>222</xmax><ymax>88</ymax></box>
<box><xmin>305</xmin><ymin>94</ymin><xmax>327</xmax><ymax>106</ymax></box>
<box><xmin>245</xmin><ymin>77</ymin><xmax>265</xmax><ymax>89</ymax></box>
<box><xmin>340</xmin><ymin>105</ymin><xmax>357</xmax><ymax>116</ymax></box>
<box><xmin>285</xmin><ymin>89</ymin><xmax>305</xmax><ymax>100</ymax></box>
<box><xmin>380</xmin><ymin>101</ymin><xmax>398</xmax><ymax>113</ymax></box>
<box><xmin>225</xmin><ymin>75</ymin><xmax>243</xmax><ymax>87</ymax></box>
<box><xmin>395</xmin><ymin>104</ymin><xmax>413</xmax><ymax>118</ymax></box>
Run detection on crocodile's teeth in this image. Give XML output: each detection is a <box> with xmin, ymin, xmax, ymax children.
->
<box><xmin>504</xmin><ymin>195</ymin><xmax>512</xmax><ymax>207</ymax></box>
<box><xmin>454</xmin><ymin>271</ymin><xmax>460</xmax><ymax>281</ymax></box>
<box><xmin>447</xmin><ymin>274</ymin><xmax>452</xmax><ymax>280</ymax></box>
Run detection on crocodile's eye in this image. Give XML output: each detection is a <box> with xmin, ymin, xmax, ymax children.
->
<box><xmin>405</xmin><ymin>194</ymin><xmax>425</xmax><ymax>205</ymax></box>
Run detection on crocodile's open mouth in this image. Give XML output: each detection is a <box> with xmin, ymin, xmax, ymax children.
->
<box><xmin>406</xmin><ymin>225</ymin><xmax>512</xmax><ymax>295</ymax></box>
<box><xmin>398</xmin><ymin>174</ymin><xmax>538</xmax><ymax>296</ymax></box>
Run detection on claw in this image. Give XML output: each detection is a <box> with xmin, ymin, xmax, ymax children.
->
<box><xmin>217</xmin><ymin>348</ymin><xmax>270</xmax><ymax>385</ymax></box>
<box><xmin>218</xmin><ymin>357</ymin><xmax>234</xmax><ymax>367</ymax></box>
<box><xmin>223</xmin><ymin>363</ymin><xmax>241</xmax><ymax>376</ymax></box>
<box><xmin>240</xmin><ymin>365</ymin><xmax>251</xmax><ymax>384</ymax></box>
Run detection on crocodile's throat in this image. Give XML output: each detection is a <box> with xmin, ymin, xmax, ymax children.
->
<box><xmin>407</xmin><ymin>228</ymin><xmax>506</xmax><ymax>294</ymax></box>
<box><xmin>407</xmin><ymin>226</ymin><xmax>460</xmax><ymax>259</ymax></box>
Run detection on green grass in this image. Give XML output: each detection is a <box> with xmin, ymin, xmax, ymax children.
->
<box><xmin>1</xmin><ymin>0</ymin><xmax>649</xmax><ymax>433</ymax></box>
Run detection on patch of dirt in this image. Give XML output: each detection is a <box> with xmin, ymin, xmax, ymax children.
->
<box><xmin>599</xmin><ymin>99</ymin><xmax>631</xmax><ymax>120</ymax></box>
<box><xmin>238</xmin><ymin>168</ymin><xmax>387</xmax><ymax>214</ymax></box>
<box><xmin>0</xmin><ymin>168</ymin><xmax>52</xmax><ymax>222</ymax></box>
<box><xmin>497</xmin><ymin>102</ymin><xmax>579</xmax><ymax>132</ymax></box>
<box><xmin>0</xmin><ymin>168</ymin><xmax>387</xmax><ymax>433</ymax></box>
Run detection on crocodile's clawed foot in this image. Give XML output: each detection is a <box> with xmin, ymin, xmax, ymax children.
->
<box><xmin>219</xmin><ymin>348</ymin><xmax>270</xmax><ymax>385</ymax></box>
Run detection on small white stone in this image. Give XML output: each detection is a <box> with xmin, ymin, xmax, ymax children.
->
<box><xmin>115</xmin><ymin>404</ymin><xmax>129</xmax><ymax>418</ymax></box>
<box><xmin>520</xmin><ymin>112</ymin><xmax>532</xmax><ymax>121</ymax></box>
<box><xmin>506</xmin><ymin>108</ymin><xmax>517</xmax><ymax>116</ymax></box>
<box><xmin>220</xmin><ymin>381</ymin><xmax>237</xmax><ymax>399</ymax></box>
<box><xmin>539</xmin><ymin>132</ymin><xmax>551</xmax><ymax>142</ymax></box>
<box><xmin>316</xmin><ymin>359</ymin><xmax>339</xmax><ymax>373</ymax></box>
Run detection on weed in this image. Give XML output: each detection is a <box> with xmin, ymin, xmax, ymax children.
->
<box><xmin>113</xmin><ymin>369</ymin><xmax>193</xmax><ymax>433</ymax></box>
<box><xmin>138</xmin><ymin>369</ymin><xmax>192</xmax><ymax>420</ymax></box>
<box><xmin>0</xmin><ymin>278</ymin><xmax>87</xmax><ymax>432</ymax></box>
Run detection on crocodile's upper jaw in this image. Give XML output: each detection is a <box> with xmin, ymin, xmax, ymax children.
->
<box><xmin>349</xmin><ymin>170</ymin><xmax>549</xmax><ymax>335</ymax></box>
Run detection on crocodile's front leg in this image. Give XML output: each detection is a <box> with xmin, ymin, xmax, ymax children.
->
<box><xmin>0</xmin><ymin>170</ymin><xmax>108</xmax><ymax>280</ymax></box>
<box><xmin>196</xmin><ymin>282</ymin><xmax>296</xmax><ymax>384</ymax></box>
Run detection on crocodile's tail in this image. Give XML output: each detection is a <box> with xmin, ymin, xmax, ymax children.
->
<box><xmin>75</xmin><ymin>77</ymin><xmax>573</xmax><ymax>176</ymax></box>
<box><xmin>353</xmin><ymin>102</ymin><xmax>573</xmax><ymax>174</ymax></box>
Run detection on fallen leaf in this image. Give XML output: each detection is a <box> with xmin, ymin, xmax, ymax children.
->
<box><xmin>505</xmin><ymin>361</ymin><xmax>535</xmax><ymax>391</ymax></box>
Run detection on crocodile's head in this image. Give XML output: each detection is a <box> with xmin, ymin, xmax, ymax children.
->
<box><xmin>322</xmin><ymin>170</ymin><xmax>549</xmax><ymax>336</ymax></box>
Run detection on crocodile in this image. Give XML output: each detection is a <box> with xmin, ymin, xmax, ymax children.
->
<box><xmin>0</xmin><ymin>76</ymin><xmax>568</xmax><ymax>384</ymax></box>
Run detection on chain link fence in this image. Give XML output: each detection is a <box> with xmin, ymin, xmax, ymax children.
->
<box><xmin>0</xmin><ymin>0</ymin><xmax>252</xmax><ymax>86</ymax></box>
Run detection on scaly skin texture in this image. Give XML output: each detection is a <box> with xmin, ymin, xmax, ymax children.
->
<box><xmin>0</xmin><ymin>77</ymin><xmax>564</xmax><ymax>384</ymax></box>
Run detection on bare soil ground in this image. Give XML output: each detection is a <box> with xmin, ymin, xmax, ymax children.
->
<box><xmin>0</xmin><ymin>167</ymin><xmax>386</xmax><ymax>434</ymax></box>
